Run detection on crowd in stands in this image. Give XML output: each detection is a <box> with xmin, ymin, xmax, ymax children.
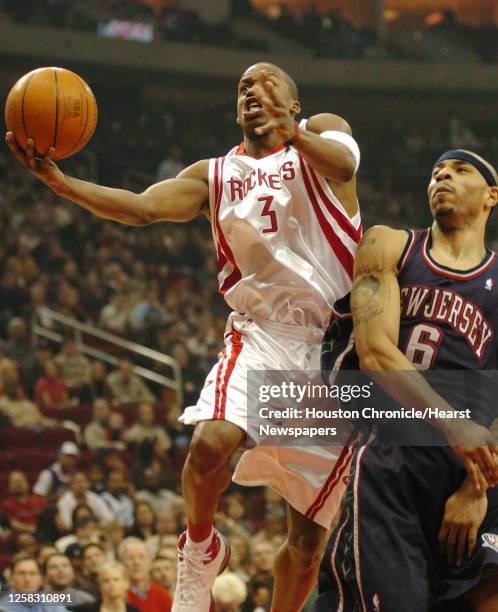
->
<box><xmin>0</xmin><ymin>15</ymin><xmax>497</xmax><ymax>604</ymax></box>
<box><xmin>0</xmin><ymin>0</ymin><xmax>496</xmax><ymax>62</ymax></box>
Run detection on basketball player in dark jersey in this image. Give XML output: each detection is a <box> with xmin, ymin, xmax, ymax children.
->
<box><xmin>315</xmin><ymin>150</ymin><xmax>498</xmax><ymax>611</ymax></box>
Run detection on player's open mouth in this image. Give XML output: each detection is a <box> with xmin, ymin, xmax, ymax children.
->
<box><xmin>243</xmin><ymin>100</ymin><xmax>263</xmax><ymax>119</ymax></box>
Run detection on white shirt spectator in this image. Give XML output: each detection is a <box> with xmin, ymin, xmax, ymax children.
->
<box><xmin>100</xmin><ymin>491</ymin><xmax>135</xmax><ymax>528</ymax></box>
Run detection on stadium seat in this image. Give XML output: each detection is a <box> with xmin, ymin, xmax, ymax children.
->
<box><xmin>41</xmin><ymin>427</ymin><xmax>77</xmax><ymax>448</ymax></box>
<box><xmin>1</xmin><ymin>427</ymin><xmax>39</xmax><ymax>448</ymax></box>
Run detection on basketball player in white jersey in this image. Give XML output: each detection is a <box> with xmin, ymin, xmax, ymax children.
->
<box><xmin>7</xmin><ymin>62</ymin><xmax>362</xmax><ymax>611</ymax></box>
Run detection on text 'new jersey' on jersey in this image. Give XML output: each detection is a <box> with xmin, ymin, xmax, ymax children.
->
<box><xmin>208</xmin><ymin>119</ymin><xmax>362</xmax><ymax>330</ymax></box>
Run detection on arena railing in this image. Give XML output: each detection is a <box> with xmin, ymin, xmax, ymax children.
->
<box><xmin>31</xmin><ymin>307</ymin><xmax>183</xmax><ymax>407</ymax></box>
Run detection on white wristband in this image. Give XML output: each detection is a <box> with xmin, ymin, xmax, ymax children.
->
<box><xmin>320</xmin><ymin>130</ymin><xmax>361</xmax><ymax>173</ymax></box>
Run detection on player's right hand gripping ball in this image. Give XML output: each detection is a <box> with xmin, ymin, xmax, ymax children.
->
<box><xmin>5</xmin><ymin>66</ymin><xmax>98</xmax><ymax>159</ymax></box>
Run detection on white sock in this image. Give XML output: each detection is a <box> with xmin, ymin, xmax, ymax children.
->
<box><xmin>186</xmin><ymin>527</ymin><xmax>214</xmax><ymax>550</ymax></box>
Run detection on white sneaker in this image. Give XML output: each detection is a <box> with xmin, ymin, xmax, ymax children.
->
<box><xmin>172</xmin><ymin>528</ymin><xmax>231</xmax><ymax>611</ymax></box>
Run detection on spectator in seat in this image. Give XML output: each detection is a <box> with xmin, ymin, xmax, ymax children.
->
<box><xmin>101</xmin><ymin>520</ymin><xmax>125</xmax><ymax>560</ymax></box>
<box><xmin>57</xmin><ymin>472</ymin><xmax>113</xmax><ymax>530</ymax></box>
<box><xmin>134</xmin><ymin>468</ymin><xmax>179</xmax><ymax>514</ymax></box>
<box><xmin>248</xmin><ymin>541</ymin><xmax>275</xmax><ymax>584</ymax></box>
<box><xmin>89</xmin><ymin>362</ymin><xmax>109</xmax><ymax>401</ymax></box>
<box><xmin>0</xmin><ymin>470</ymin><xmax>46</xmax><ymax>534</ymax></box>
<box><xmin>55</xmin><ymin>515</ymin><xmax>101</xmax><ymax>554</ymax></box>
<box><xmin>43</xmin><ymin>552</ymin><xmax>95</xmax><ymax>606</ymax></box>
<box><xmin>106</xmin><ymin>360</ymin><xmax>154</xmax><ymax>406</ymax></box>
<box><xmin>34</xmin><ymin>441</ymin><xmax>80</xmax><ymax>499</ymax></box>
<box><xmin>0</xmin><ymin>358</ymin><xmax>25</xmax><ymax>399</ymax></box>
<box><xmin>123</xmin><ymin>401</ymin><xmax>171</xmax><ymax>451</ymax></box>
<box><xmin>37</xmin><ymin>545</ymin><xmax>59</xmax><ymax>569</ymax></box>
<box><xmin>118</xmin><ymin>537</ymin><xmax>172</xmax><ymax>611</ymax></box>
<box><xmin>100</xmin><ymin>469</ymin><xmax>134</xmax><ymax>528</ymax></box>
<box><xmin>128</xmin><ymin>501</ymin><xmax>156</xmax><ymax>541</ymax></box>
<box><xmin>83</xmin><ymin>398</ymin><xmax>124</xmax><ymax>451</ymax></box>
<box><xmin>130</xmin><ymin>286</ymin><xmax>168</xmax><ymax>333</ymax></box>
<box><xmin>15</xmin><ymin>532</ymin><xmax>38</xmax><ymax>557</ymax></box>
<box><xmin>0</xmin><ymin>555</ymin><xmax>68</xmax><ymax>611</ymax></box>
<box><xmin>55</xmin><ymin>339</ymin><xmax>91</xmax><ymax>401</ymax></box>
<box><xmin>212</xmin><ymin>572</ymin><xmax>247</xmax><ymax>612</ymax></box>
<box><xmin>155</xmin><ymin>144</ymin><xmax>185</xmax><ymax>182</ymax></box>
<box><xmin>145</xmin><ymin>509</ymin><xmax>178</xmax><ymax>559</ymax></box>
<box><xmin>68</xmin><ymin>561</ymin><xmax>141</xmax><ymax>612</ymax></box>
<box><xmin>151</xmin><ymin>555</ymin><xmax>176</xmax><ymax>596</ymax></box>
<box><xmin>4</xmin><ymin>317</ymin><xmax>32</xmax><ymax>369</ymax></box>
<box><xmin>78</xmin><ymin>543</ymin><xmax>108</xmax><ymax>599</ymax></box>
<box><xmin>0</xmin><ymin>389</ymin><xmax>57</xmax><ymax>429</ymax></box>
<box><xmin>35</xmin><ymin>508</ymin><xmax>67</xmax><ymax>546</ymax></box>
<box><xmin>35</xmin><ymin>359</ymin><xmax>76</xmax><ymax>410</ymax></box>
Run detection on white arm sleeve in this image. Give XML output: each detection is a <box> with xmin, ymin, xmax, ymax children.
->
<box><xmin>320</xmin><ymin>130</ymin><xmax>361</xmax><ymax>173</ymax></box>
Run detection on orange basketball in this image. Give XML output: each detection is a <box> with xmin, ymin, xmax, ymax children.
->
<box><xmin>5</xmin><ymin>67</ymin><xmax>98</xmax><ymax>160</ymax></box>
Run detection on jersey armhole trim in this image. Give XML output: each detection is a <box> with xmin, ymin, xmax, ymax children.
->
<box><xmin>396</xmin><ymin>229</ymin><xmax>416</xmax><ymax>273</ymax></box>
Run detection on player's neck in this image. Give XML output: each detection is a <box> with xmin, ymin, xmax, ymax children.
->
<box><xmin>430</xmin><ymin>223</ymin><xmax>487</xmax><ymax>267</ymax></box>
<box><xmin>242</xmin><ymin>133</ymin><xmax>284</xmax><ymax>158</ymax></box>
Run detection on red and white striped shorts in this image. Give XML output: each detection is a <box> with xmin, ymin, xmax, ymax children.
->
<box><xmin>179</xmin><ymin>311</ymin><xmax>356</xmax><ymax>529</ymax></box>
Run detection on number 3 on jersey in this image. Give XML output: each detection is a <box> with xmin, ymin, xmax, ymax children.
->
<box><xmin>258</xmin><ymin>196</ymin><xmax>278</xmax><ymax>234</ymax></box>
<box><xmin>405</xmin><ymin>323</ymin><xmax>443</xmax><ymax>370</ymax></box>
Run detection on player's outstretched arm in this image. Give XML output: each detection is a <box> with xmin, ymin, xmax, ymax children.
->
<box><xmin>5</xmin><ymin>132</ymin><xmax>209</xmax><ymax>226</ymax></box>
<box><xmin>352</xmin><ymin>226</ymin><xmax>498</xmax><ymax>490</ymax></box>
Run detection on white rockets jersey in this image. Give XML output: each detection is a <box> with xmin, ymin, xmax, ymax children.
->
<box><xmin>208</xmin><ymin>121</ymin><xmax>362</xmax><ymax>329</ymax></box>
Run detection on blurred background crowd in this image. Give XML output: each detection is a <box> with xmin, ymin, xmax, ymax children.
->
<box><xmin>0</xmin><ymin>0</ymin><xmax>497</xmax><ymax>610</ymax></box>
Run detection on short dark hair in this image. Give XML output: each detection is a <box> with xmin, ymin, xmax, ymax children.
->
<box><xmin>82</xmin><ymin>542</ymin><xmax>105</xmax><ymax>556</ymax></box>
<box><xmin>11</xmin><ymin>554</ymin><xmax>40</xmax><ymax>573</ymax></box>
<box><xmin>42</xmin><ymin>553</ymin><xmax>69</xmax><ymax>575</ymax></box>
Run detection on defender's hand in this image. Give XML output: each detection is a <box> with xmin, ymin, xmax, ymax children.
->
<box><xmin>253</xmin><ymin>70</ymin><xmax>296</xmax><ymax>141</ymax></box>
<box><xmin>445</xmin><ymin>419</ymin><xmax>498</xmax><ymax>493</ymax></box>
<box><xmin>439</xmin><ymin>472</ymin><xmax>488</xmax><ymax>566</ymax></box>
<box><xmin>5</xmin><ymin>132</ymin><xmax>66</xmax><ymax>195</ymax></box>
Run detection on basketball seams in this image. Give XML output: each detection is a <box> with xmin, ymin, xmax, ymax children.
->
<box><xmin>20</xmin><ymin>72</ymin><xmax>37</xmax><ymax>151</ymax></box>
<box><xmin>59</xmin><ymin>72</ymin><xmax>91</xmax><ymax>159</ymax></box>
<box><xmin>61</xmin><ymin>72</ymin><xmax>97</xmax><ymax>158</ymax></box>
<box><xmin>53</xmin><ymin>68</ymin><xmax>60</xmax><ymax>152</ymax></box>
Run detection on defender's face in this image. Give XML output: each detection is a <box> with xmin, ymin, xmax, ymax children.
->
<box><xmin>428</xmin><ymin>159</ymin><xmax>490</xmax><ymax>222</ymax></box>
<box><xmin>236</xmin><ymin>65</ymin><xmax>292</xmax><ymax>134</ymax></box>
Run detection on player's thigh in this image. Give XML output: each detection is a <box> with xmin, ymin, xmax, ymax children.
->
<box><xmin>188</xmin><ymin>419</ymin><xmax>245</xmax><ymax>466</ymax></box>
<box><xmin>467</xmin><ymin>564</ymin><xmax>498</xmax><ymax>612</ymax></box>
<box><xmin>286</xmin><ymin>504</ymin><xmax>328</xmax><ymax>560</ymax></box>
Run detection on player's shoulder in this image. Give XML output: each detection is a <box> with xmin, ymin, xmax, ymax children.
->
<box><xmin>306</xmin><ymin>113</ymin><xmax>352</xmax><ymax>136</ymax></box>
<box><xmin>358</xmin><ymin>225</ymin><xmax>413</xmax><ymax>266</ymax></box>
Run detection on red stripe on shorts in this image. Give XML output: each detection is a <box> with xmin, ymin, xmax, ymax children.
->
<box><xmin>305</xmin><ymin>431</ymin><xmax>358</xmax><ymax>521</ymax></box>
<box><xmin>214</xmin><ymin>328</ymin><xmax>243</xmax><ymax>420</ymax></box>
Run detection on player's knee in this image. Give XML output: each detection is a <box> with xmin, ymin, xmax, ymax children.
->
<box><xmin>187</xmin><ymin>428</ymin><xmax>233</xmax><ymax>472</ymax></box>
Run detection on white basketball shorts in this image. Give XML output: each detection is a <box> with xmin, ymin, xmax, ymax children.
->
<box><xmin>179</xmin><ymin>311</ymin><xmax>357</xmax><ymax>529</ymax></box>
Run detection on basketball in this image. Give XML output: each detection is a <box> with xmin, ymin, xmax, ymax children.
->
<box><xmin>4</xmin><ymin>66</ymin><xmax>98</xmax><ymax>160</ymax></box>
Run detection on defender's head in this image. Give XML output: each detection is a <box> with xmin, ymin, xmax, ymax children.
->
<box><xmin>428</xmin><ymin>149</ymin><xmax>498</xmax><ymax>229</ymax></box>
<box><xmin>236</xmin><ymin>62</ymin><xmax>300</xmax><ymax>137</ymax></box>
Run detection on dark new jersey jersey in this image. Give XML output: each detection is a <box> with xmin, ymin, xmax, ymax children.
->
<box><xmin>321</xmin><ymin>227</ymin><xmax>498</xmax><ymax>428</ymax></box>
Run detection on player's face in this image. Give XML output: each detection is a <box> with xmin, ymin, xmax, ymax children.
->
<box><xmin>428</xmin><ymin>159</ymin><xmax>492</xmax><ymax>225</ymax></box>
<box><xmin>236</xmin><ymin>65</ymin><xmax>292</xmax><ymax>135</ymax></box>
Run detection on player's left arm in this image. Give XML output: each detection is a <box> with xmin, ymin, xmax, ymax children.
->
<box><xmin>253</xmin><ymin>75</ymin><xmax>358</xmax><ymax>184</ymax></box>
